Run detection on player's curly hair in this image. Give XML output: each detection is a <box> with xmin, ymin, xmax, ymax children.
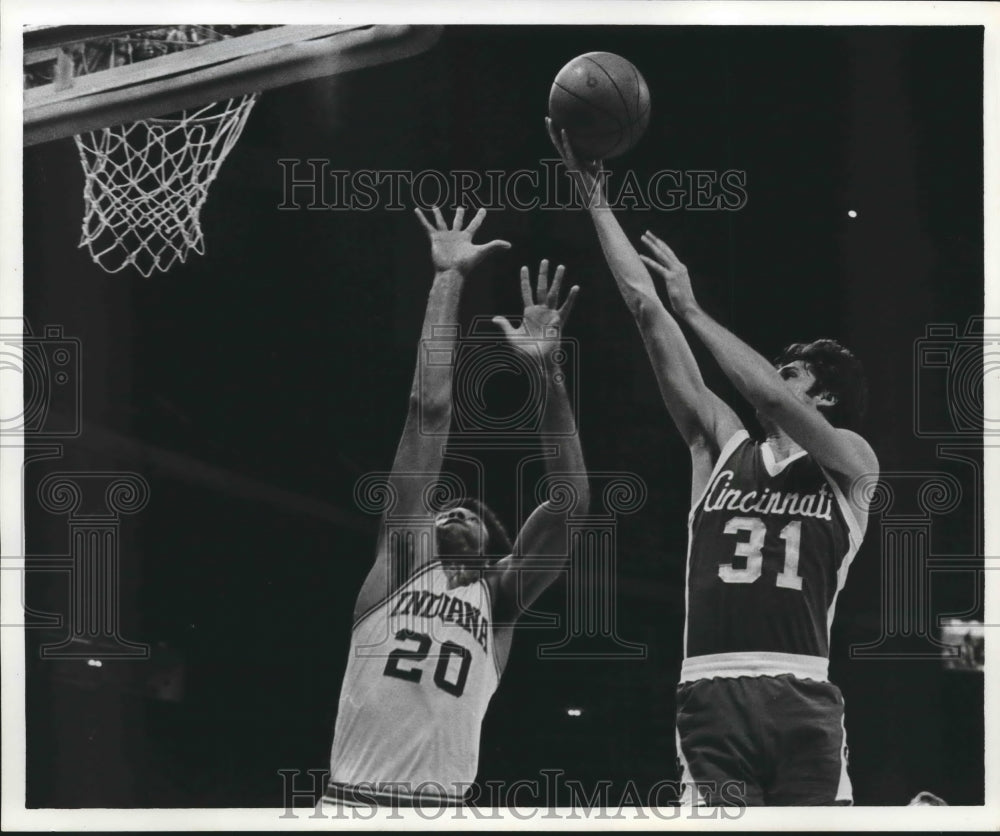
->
<box><xmin>442</xmin><ymin>496</ymin><xmax>513</xmax><ymax>561</ymax></box>
<box><xmin>775</xmin><ymin>339</ymin><xmax>869</xmax><ymax>430</ymax></box>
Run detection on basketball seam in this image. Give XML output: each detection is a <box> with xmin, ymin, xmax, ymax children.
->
<box><xmin>630</xmin><ymin>63</ymin><xmax>644</xmax><ymax>123</ymax></box>
<box><xmin>583</xmin><ymin>55</ymin><xmax>634</xmax><ymax>150</ymax></box>
<box><xmin>552</xmin><ymin>80</ymin><xmax>625</xmax><ymax>129</ymax></box>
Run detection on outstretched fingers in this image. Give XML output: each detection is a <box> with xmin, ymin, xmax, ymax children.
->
<box><xmin>638</xmin><ymin>253</ymin><xmax>670</xmax><ymax>277</ymax></box>
<box><xmin>431</xmin><ymin>205</ymin><xmax>447</xmax><ymax>230</ymax></box>
<box><xmin>640</xmin><ymin>230</ymin><xmax>680</xmax><ymax>267</ymax></box>
<box><xmin>557</xmin><ymin>285</ymin><xmax>580</xmax><ymax>323</ymax></box>
<box><xmin>464</xmin><ymin>207</ymin><xmax>488</xmax><ymax>236</ymax></box>
<box><xmin>451</xmin><ymin>206</ymin><xmax>466</xmax><ymax>230</ymax></box>
<box><xmin>413</xmin><ymin>207</ymin><xmax>436</xmax><ymax>234</ymax></box>
<box><xmin>547</xmin><ymin>264</ymin><xmax>566</xmax><ymax>307</ymax></box>
<box><xmin>536</xmin><ymin>259</ymin><xmax>549</xmax><ymax>302</ymax></box>
<box><xmin>520</xmin><ymin>265</ymin><xmax>533</xmax><ymax>308</ymax></box>
<box><xmin>476</xmin><ymin>238</ymin><xmax>512</xmax><ymax>259</ymax></box>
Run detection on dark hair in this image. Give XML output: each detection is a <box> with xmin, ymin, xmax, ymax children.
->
<box><xmin>775</xmin><ymin>339</ymin><xmax>869</xmax><ymax>429</ymax></box>
<box><xmin>442</xmin><ymin>496</ymin><xmax>513</xmax><ymax>560</ymax></box>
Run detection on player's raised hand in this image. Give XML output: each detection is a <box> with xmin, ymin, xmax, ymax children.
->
<box><xmin>546</xmin><ymin>117</ymin><xmax>606</xmax><ymax>209</ymax></box>
<box><xmin>415</xmin><ymin>206</ymin><xmax>512</xmax><ymax>275</ymax></box>
<box><xmin>492</xmin><ymin>259</ymin><xmax>579</xmax><ymax>365</ymax></box>
<box><xmin>638</xmin><ymin>231</ymin><xmax>699</xmax><ymax>317</ymax></box>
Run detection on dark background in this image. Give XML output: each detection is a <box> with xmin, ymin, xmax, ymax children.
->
<box><xmin>22</xmin><ymin>25</ymin><xmax>984</xmax><ymax>807</ymax></box>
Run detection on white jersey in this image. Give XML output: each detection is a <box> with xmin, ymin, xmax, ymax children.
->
<box><xmin>327</xmin><ymin>561</ymin><xmax>499</xmax><ymax>803</ymax></box>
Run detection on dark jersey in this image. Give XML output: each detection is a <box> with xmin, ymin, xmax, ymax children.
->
<box><xmin>683</xmin><ymin>430</ymin><xmax>864</xmax><ymax>681</ymax></box>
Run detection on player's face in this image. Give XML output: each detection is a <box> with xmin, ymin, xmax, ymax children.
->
<box><xmin>777</xmin><ymin>360</ymin><xmax>822</xmax><ymax>406</ymax></box>
<box><xmin>434</xmin><ymin>506</ymin><xmax>488</xmax><ymax>561</ymax></box>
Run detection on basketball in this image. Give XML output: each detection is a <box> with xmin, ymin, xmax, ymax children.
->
<box><xmin>548</xmin><ymin>52</ymin><xmax>651</xmax><ymax>160</ymax></box>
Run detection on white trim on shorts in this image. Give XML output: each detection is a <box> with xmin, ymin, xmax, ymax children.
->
<box><xmin>680</xmin><ymin>651</ymin><xmax>829</xmax><ymax>683</ymax></box>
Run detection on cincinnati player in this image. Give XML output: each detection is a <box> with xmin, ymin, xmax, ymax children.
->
<box><xmin>549</xmin><ymin>122</ymin><xmax>878</xmax><ymax>806</ymax></box>
<box><xmin>323</xmin><ymin>206</ymin><xmax>588</xmax><ymax>809</ymax></box>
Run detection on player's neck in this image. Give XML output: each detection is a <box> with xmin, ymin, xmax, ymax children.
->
<box><xmin>442</xmin><ymin>562</ymin><xmax>479</xmax><ymax>589</ymax></box>
<box><xmin>765</xmin><ymin>430</ymin><xmax>802</xmax><ymax>461</ymax></box>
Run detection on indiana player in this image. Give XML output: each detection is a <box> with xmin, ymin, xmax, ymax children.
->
<box><xmin>323</xmin><ymin>206</ymin><xmax>588</xmax><ymax>809</ymax></box>
<box><xmin>549</xmin><ymin>122</ymin><xmax>878</xmax><ymax>806</ymax></box>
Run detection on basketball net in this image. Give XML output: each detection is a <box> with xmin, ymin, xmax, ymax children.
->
<box><xmin>74</xmin><ymin>94</ymin><xmax>257</xmax><ymax>278</ymax></box>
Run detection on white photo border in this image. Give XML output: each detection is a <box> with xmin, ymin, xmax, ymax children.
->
<box><xmin>2</xmin><ymin>1</ymin><xmax>997</xmax><ymax>831</ymax></box>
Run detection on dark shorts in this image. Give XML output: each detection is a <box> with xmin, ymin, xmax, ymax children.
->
<box><xmin>675</xmin><ymin>674</ymin><xmax>852</xmax><ymax>807</ymax></box>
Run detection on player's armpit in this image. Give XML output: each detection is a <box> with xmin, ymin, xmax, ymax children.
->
<box><xmin>700</xmin><ymin>388</ymin><xmax>747</xmax><ymax>454</ymax></box>
<box><xmin>687</xmin><ymin>424</ymin><xmax>745</xmax><ymax>508</ymax></box>
<box><xmin>353</xmin><ymin>534</ymin><xmax>401</xmax><ymax>623</ymax></box>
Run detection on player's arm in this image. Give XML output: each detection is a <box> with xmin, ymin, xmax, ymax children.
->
<box><xmin>491</xmin><ymin>261</ymin><xmax>590</xmax><ymax>617</ymax></box>
<box><xmin>640</xmin><ymin>231</ymin><xmax>879</xmax><ymax>485</ymax></box>
<box><xmin>354</xmin><ymin>208</ymin><xmax>511</xmax><ymax>617</ymax></box>
<box><xmin>547</xmin><ymin>120</ymin><xmax>742</xmax><ymax>458</ymax></box>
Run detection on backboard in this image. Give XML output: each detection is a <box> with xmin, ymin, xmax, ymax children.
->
<box><xmin>24</xmin><ymin>25</ymin><xmax>443</xmax><ymax>145</ymax></box>
<box><xmin>22</xmin><ymin>24</ymin><xmax>443</xmax><ymax>276</ymax></box>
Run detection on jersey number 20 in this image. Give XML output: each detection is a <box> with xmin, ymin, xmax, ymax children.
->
<box><xmin>719</xmin><ymin>516</ymin><xmax>803</xmax><ymax>590</ymax></box>
<box><xmin>383</xmin><ymin>629</ymin><xmax>473</xmax><ymax>697</ymax></box>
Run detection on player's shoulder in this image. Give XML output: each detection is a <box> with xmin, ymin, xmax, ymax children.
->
<box><xmin>815</xmin><ymin>429</ymin><xmax>879</xmax><ymax>529</ymax></box>
<box><xmin>799</xmin><ymin>427</ymin><xmax>879</xmax><ymax>492</ymax></box>
<box><xmin>831</xmin><ymin>427</ymin><xmax>880</xmax><ymax>474</ymax></box>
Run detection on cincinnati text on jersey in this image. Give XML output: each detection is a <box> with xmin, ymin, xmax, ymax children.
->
<box><xmin>702</xmin><ymin>469</ymin><xmax>836</xmax><ymax>521</ymax></box>
<box><xmin>390</xmin><ymin>589</ymin><xmax>490</xmax><ymax>652</ymax></box>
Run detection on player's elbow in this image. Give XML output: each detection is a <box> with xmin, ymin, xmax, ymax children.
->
<box><xmin>627</xmin><ymin>290</ymin><xmax>662</xmax><ymax>327</ymax></box>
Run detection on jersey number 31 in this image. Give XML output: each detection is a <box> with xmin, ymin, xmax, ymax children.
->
<box><xmin>719</xmin><ymin>516</ymin><xmax>803</xmax><ymax>590</ymax></box>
